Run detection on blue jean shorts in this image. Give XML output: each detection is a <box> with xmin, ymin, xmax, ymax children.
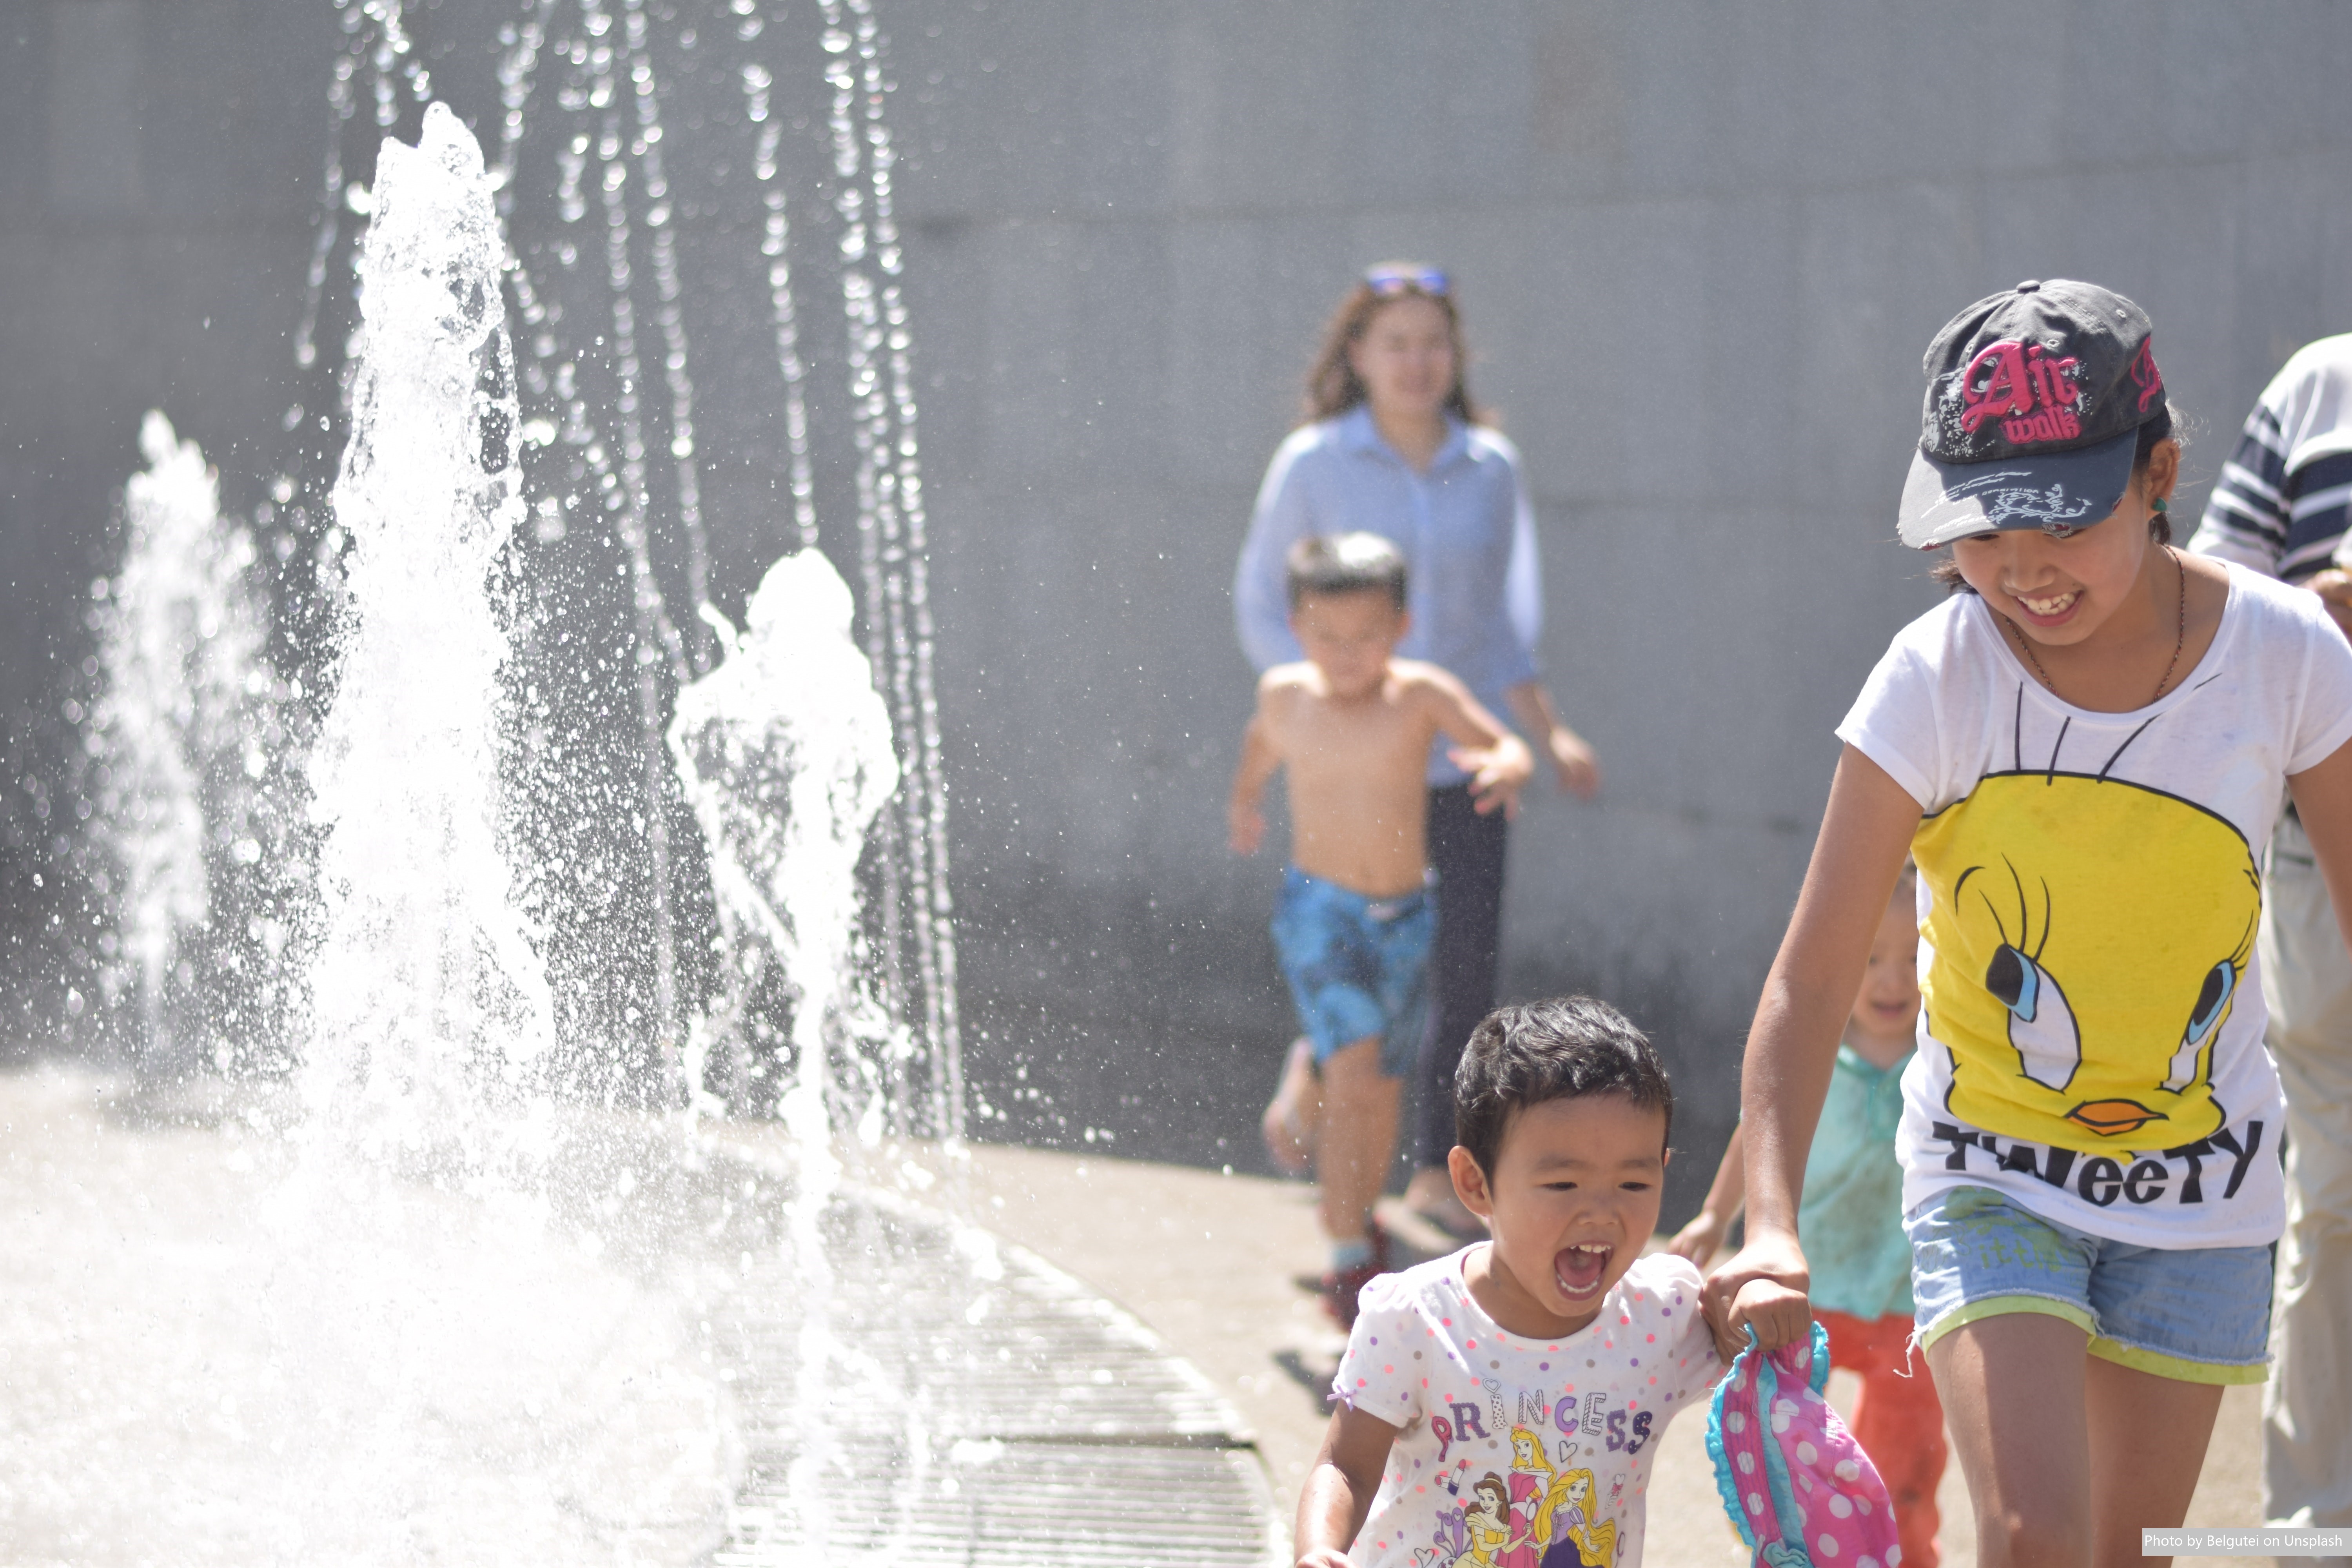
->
<box><xmin>1905</xmin><ymin>1184</ymin><xmax>2273</xmax><ymax>1386</ymax></box>
<box><xmin>1270</xmin><ymin>866</ymin><xmax>1434</xmax><ymax>1079</ymax></box>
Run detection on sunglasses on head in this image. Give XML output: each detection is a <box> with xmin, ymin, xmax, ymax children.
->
<box><xmin>1363</xmin><ymin>265</ymin><xmax>1449</xmax><ymax>298</ymax></box>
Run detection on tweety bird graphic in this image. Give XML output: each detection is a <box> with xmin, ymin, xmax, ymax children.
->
<box><xmin>1913</xmin><ymin>768</ymin><xmax>2259</xmax><ymax>1147</ymax></box>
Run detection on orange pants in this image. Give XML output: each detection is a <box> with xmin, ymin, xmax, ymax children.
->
<box><xmin>1818</xmin><ymin>1308</ymin><xmax>1945</xmax><ymax>1568</ymax></box>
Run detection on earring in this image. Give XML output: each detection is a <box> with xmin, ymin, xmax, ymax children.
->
<box><xmin>2152</xmin><ymin>496</ymin><xmax>2170</xmax><ymax>514</ymax></box>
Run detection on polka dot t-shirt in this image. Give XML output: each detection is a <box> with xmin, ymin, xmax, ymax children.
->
<box><xmin>1331</xmin><ymin>1247</ymin><xmax>1720</xmax><ymax>1568</ymax></box>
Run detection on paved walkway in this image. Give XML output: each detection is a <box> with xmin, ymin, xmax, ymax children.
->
<box><xmin>1</xmin><ymin>1065</ymin><xmax>2269</xmax><ymax>1567</ymax></box>
<box><xmin>840</xmin><ymin>1137</ymin><xmax>2269</xmax><ymax>1568</ymax></box>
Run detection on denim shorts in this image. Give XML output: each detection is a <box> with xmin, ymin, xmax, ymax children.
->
<box><xmin>1906</xmin><ymin>1184</ymin><xmax>2273</xmax><ymax>1386</ymax></box>
<box><xmin>1269</xmin><ymin>866</ymin><xmax>1434</xmax><ymax>1078</ymax></box>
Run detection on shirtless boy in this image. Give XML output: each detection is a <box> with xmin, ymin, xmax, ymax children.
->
<box><xmin>1229</xmin><ymin>533</ymin><xmax>1533</xmax><ymax>1323</ymax></box>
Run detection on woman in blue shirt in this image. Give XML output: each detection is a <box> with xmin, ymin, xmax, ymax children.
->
<box><xmin>1233</xmin><ymin>265</ymin><xmax>1601</xmax><ymax>1233</ymax></box>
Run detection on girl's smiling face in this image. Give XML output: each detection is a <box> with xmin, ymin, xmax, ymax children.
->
<box><xmin>1847</xmin><ymin>885</ymin><xmax>1921</xmax><ymax>1062</ymax></box>
<box><xmin>1947</xmin><ymin>442</ymin><xmax>2178</xmax><ymax>648</ymax></box>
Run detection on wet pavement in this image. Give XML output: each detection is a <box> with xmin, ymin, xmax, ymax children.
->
<box><xmin>821</xmin><ymin>1136</ymin><xmax>2270</xmax><ymax>1568</ymax></box>
<box><xmin>1</xmin><ymin>1066</ymin><xmax>2264</xmax><ymax>1566</ymax></box>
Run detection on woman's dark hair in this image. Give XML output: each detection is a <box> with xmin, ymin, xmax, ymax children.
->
<box><xmin>1929</xmin><ymin>408</ymin><xmax>2183</xmax><ymax>594</ymax></box>
<box><xmin>1454</xmin><ymin>996</ymin><xmax>1673</xmax><ymax>1178</ymax></box>
<box><xmin>1302</xmin><ymin>269</ymin><xmax>1486</xmax><ymax>426</ymax></box>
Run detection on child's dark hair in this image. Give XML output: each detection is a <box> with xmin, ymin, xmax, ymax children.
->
<box><xmin>1454</xmin><ymin>996</ymin><xmax>1673</xmax><ymax>1177</ymax></box>
<box><xmin>1285</xmin><ymin>532</ymin><xmax>1408</xmax><ymax>612</ymax></box>
<box><xmin>1930</xmin><ymin>408</ymin><xmax>2182</xmax><ymax>593</ymax></box>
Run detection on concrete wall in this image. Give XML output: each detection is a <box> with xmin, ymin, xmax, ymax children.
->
<box><xmin>9</xmin><ymin>2</ymin><xmax>2352</xmax><ymax>1211</ymax></box>
<box><xmin>886</xmin><ymin>2</ymin><xmax>2352</xmax><ymax>1205</ymax></box>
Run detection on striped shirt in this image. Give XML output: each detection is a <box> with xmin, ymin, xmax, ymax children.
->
<box><xmin>2189</xmin><ymin>333</ymin><xmax>2352</xmax><ymax>583</ymax></box>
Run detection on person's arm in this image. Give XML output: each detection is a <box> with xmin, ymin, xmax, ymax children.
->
<box><xmin>1505</xmin><ymin>681</ymin><xmax>1602</xmax><ymax>799</ymax></box>
<box><xmin>1418</xmin><ymin>667</ymin><xmax>1534</xmax><ymax>818</ymax></box>
<box><xmin>1667</xmin><ymin>1125</ymin><xmax>1745</xmax><ymax>1266</ymax></box>
<box><xmin>1236</xmin><ymin>441</ymin><xmax>1316</xmax><ymax>671</ymax></box>
<box><xmin>2185</xmin><ymin>389</ymin><xmax>2291</xmax><ymax>578</ymax></box>
<box><xmin>2305</xmin><ymin>570</ymin><xmax>2352</xmax><ymax>639</ymax></box>
<box><xmin>1704</xmin><ymin>745</ymin><xmax>1920</xmax><ymax>1352</ymax></box>
<box><xmin>1504</xmin><ymin>469</ymin><xmax>1543</xmax><ymax>653</ymax></box>
<box><xmin>2287</xmin><ymin>735</ymin><xmax>2352</xmax><ymax>961</ymax></box>
<box><xmin>1294</xmin><ymin>1403</ymin><xmax>1401</xmax><ymax>1567</ymax></box>
<box><xmin>1229</xmin><ymin>689</ymin><xmax>1284</xmax><ymax>855</ymax></box>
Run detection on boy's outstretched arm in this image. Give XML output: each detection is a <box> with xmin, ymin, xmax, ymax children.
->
<box><xmin>1667</xmin><ymin>1125</ymin><xmax>1746</xmax><ymax>1266</ymax></box>
<box><xmin>1417</xmin><ymin>668</ymin><xmax>1534</xmax><ymax>817</ymax></box>
<box><xmin>1706</xmin><ymin>744</ymin><xmax>1918</xmax><ymax>1352</ymax></box>
<box><xmin>1229</xmin><ymin>699</ymin><xmax>1282</xmax><ymax>855</ymax></box>
<box><xmin>1295</xmin><ymin>1403</ymin><xmax>1400</xmax><ymax>1568</ymax></box>
<box><xmin>1506</xmin><ymin>680</ymin><xmax>1602</xmax><ymax>799</ymax></box>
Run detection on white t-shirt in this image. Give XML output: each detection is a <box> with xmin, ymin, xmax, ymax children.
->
<box><xmin>1332</xmin><ymin>1249</ymin><xmax>1719</xmax><ymax>1568</ymax></box>
<box><xmin>1837</xmin><ymin>563</ymin><xmax>2352</xmax><ymax>1248</ymax></box>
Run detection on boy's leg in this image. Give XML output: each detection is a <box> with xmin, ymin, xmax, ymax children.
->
<box><xmin>1261</xmin><ymin>1035</ymin><xmax>1321</xmax><ymax>1177</ymax></box>
<box><xmin>1823</xmin><ymin>1309</ymin><xmax>1945</xmax><ymax>1568</ymax></box>
<box><xmin>1929</xmin><ymin>1314</ymin><xmax>2221</xmax><ymax>1568</ymax></box>
<box><xmin>1319</xmin><ymin>1034</ymin><xmax>1401</xmax><ymax>1250</ymax></box>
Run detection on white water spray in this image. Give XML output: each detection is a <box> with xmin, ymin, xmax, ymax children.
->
<box><xmin>669</xmin><ymin>549</ymin><xmax>900</xmax><ymax>1550</ymax></box>
<box><xmin>91</xmin><ymin>413</ymin><xmax>285</xmax><ymax>1080</ymax></box>
<box><xmin>302</xmin><ymin>101</ymin><xmax>554</xmax><ymax>1171</ymax></box>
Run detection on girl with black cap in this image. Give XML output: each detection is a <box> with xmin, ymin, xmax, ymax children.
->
<box><xmin>1707</xmin><ymin>280</ymin><xmax>2352</xmax><ymax>1568</ymax></box>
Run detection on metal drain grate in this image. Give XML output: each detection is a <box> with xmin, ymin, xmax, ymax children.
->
<box><xmin>706</xmin><ymin>1180</ymin><xmax>1282</xmax><ymax>1565</ymax></box>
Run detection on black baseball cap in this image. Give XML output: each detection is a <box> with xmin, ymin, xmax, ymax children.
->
<box><xmin>1898</xmin><ymin>279</ymin><xmax>2169</xmax><ymax>550</ymax></box>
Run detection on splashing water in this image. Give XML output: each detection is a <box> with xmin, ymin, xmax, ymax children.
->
<box><xmin>90</xmin><ymin>413</ymin><xmax>292</xmax><ymax>1082</ymax></box>
<box><xmin>301</xmin><ymin>101</ymin><xmax>555</xmax><ymax>1175</ymax></box>
<box><xmin>669</xmin><ymin>552</ymin><xmax>900</xmax><ymax>1127</ymax></box>
<box><xmin>669</xmin><ymin>549</ymin><xmax>901</xmax><ymax>1548</ymax></box>
<box><xmin>289</xmin><ymin>0</ymin><xmax>964</xmax><ymax>1117</ymax></box>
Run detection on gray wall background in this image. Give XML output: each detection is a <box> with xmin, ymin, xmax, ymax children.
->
<box><xmin>9</xmin><ymin>1</ymin><xmax>2352</xmax><ymax>1212</ymax></box>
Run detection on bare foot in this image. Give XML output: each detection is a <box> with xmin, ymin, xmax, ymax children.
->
<box><xmin>1404</xmin><ymin>1165</ymin><xmax>1486</xmax><ymax>1238</ymax></box>
<box><xmin>1260</xmin><ymin>1036</ymin><xmax>1320</xmax><ymax>1176</ymax></box>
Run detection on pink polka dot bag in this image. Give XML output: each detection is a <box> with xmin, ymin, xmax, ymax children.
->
<box><xmin>1707</xmin><ymin>1321</ymin><xmax>1902</xmax><ymax>1568</ymax></box>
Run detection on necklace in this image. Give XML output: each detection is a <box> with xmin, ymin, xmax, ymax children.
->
<box><xmin>2002</xmin><ymin>544</ymin><xmax>2188</xmax><ymax>706</ymax></box>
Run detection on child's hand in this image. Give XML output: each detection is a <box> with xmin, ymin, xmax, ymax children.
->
<box><xmin>1704</xmin><ymin>1230</ymin><xmax>1814</xmax><ymax>1355</ymax></box>
<box><xmin>1546</xmin><ymin>728</ymin><xmax>1602</xmax><ymax>799</ymax></box>
<box><xmin>1295</xmin><ymin>1553</ymin><xmax>1355</xmax><ymax>1568</ymax></box>
<box><xmin>1455</xmin><ymin>735</ymin><xmax>1534</xmax><ymax>818</ymax></box>
<box><xmin>1666</xmin><ymin>1209</ymin><xmax>1728</xmax><ymax>1266</ymax></box>
<box><xmin>1229</xmin><ymin>796</ymin><xmax>1266</xmax><ymax>855</ymax></box>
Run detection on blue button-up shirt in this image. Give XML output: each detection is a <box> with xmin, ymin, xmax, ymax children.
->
<box><xmin>1233</xmin><ymin>406</ymin><xmax>1542</xmax><ymax>784</ymax></box>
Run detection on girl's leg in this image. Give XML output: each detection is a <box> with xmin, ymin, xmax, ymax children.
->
<box><xmin>2083</xmin><ymin>1357</ymin><xmax>2223</xmax><ymax>1568</ymax></box>
<box><xmin>1414</xmin><ymin>784</ymin><xmax>1507</xmax><ymax>1172</ymax></box>
<box><xmin>1928</xmin><ymin>1312</ymin><xmax>2092</xmax><ymax>1568</ymax></box>
<box><xmin>1931</xmin><ymin>1314</ymin><xmax>2221</xmax><ymax>1568</ymax></box>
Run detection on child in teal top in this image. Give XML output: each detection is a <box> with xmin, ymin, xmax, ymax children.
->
<box><xmin>1671</xmin><ymin>871</ymin><xmax>1945</xmax><ymax>1566</ymax></box>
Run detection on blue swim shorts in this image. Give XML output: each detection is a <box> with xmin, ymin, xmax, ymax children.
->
<box><xmin>1269</xmin><ymin>866</ymin><xmax>1435</xmax><ymax>1080</ymax></box>
<box><xmin>1906</xmin><ymin>1184</ymin><xmax>2273</xmax><ymax>1386</ymax></box>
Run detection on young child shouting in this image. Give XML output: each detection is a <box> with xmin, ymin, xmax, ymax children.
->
<box><xmin>1294</xmin><ymin>997</ymin><xmax>1729</xmax><ymax>1568</ymax></box>
<box><xmin>1669</xmin><ymin>869</ymin><xmax>1945</xmax><ymax>1568</ymax></box>
<box><xmin>1232</xmin><ymin>532</ymin><xmax>1532</xmax><ymax>1323</ymax></box>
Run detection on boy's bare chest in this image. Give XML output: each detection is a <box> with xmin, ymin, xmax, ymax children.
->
<box><xmin>1282</xmin><ymin>700</ymin><xmax>1430</xmax><ymax>769</ymax></box>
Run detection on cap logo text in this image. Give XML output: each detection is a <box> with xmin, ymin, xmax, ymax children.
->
<box><xmin>2130</xmin><ymin>338</ymin><xmax>2164</xmax><ymax>413</ymax></box>
<box><xmin>1960</xmin><ymin>338</ymin><xmax>2083</xmax><ymax>445</ymax></box>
